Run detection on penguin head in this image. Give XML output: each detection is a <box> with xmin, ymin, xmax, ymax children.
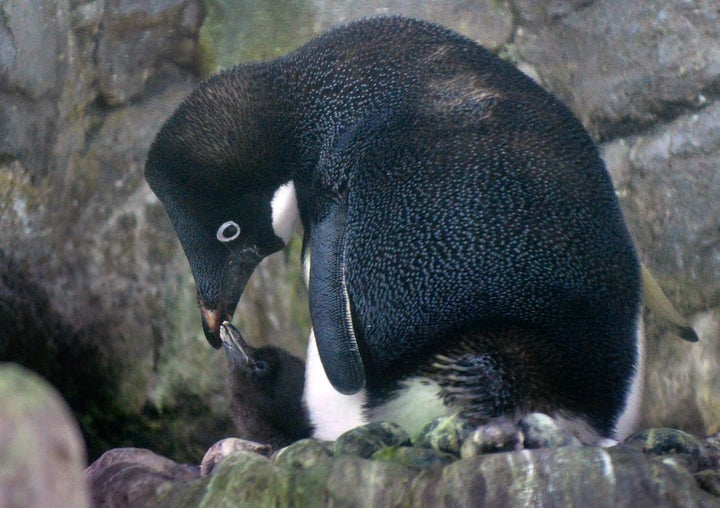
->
<box><xmin>221</xmin><ymin>321</ymin><xmax>278</xmax><ymax>381</ymax></box>
<box><xmin>145</xmin><ymin>68</ymin><xmax>298</xmax><ymax>347</ymax></box>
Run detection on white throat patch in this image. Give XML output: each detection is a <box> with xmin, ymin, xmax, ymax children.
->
<box><xmin>270</xmin><ymin>181</ymin><xmax>298</xmax><ymax>244</ymax></box>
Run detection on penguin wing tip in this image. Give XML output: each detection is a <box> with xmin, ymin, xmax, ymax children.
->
<box><xmin>318</xmin><ymin>346</ymin><xmax>365</xmax><ymax>395</ymax></box>
<box><xmin>327</xmin><ymin>361</ymin><xmax>366</xmax><ymax>395</ymax></box>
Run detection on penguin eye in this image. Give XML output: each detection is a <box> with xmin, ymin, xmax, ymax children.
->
<box><xmin>216</xmin><ymin>221</ymin><xmax>241</xmax><ymax>243</ymax></box>
<box><xmin>253</xmin><ymin>359</ymin><xmax>270</xmax><ymax>377</ymax></box>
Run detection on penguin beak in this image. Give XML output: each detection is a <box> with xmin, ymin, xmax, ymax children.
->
<box><xmin>200</xmin><ymin>306</ymin><xmax>227</xmax><ymax>349</ymax></box>
<box><xmin>219</xmin><ymin>321</ymin><xmax>254</xmax><ymax>366</ymax></box>
<box><xmin>200</xmin><ymin>248</ymin><xmax>263</xmax><ymax>348</ymax></box>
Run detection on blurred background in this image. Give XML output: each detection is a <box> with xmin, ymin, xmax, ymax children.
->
<box><xmin>1</xmin><ymin>0</ymin><xmax>718</xmax><ymax>464</ymax></box>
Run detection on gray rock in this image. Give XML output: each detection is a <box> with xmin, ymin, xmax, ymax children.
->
<box><xmin>133</xmin><ymin>429</ymin><xmax>720</xmax><ymax>507</ymax></box>
<box><xmin>0</xmin><ymin>1</ymin><xmax>71</xmax><ymax>174</ymax></box>
<box><xmin>1</xmin><ymin>0</ymin><xmax>231</xmax><ymax>464</ymax></box>
<box><xmin>0</xmin><ymin>1</ymin><xmax>69</xmax><ymax>100</ymax></box>
<box><xmin>415</xmin><ymin>415</ymin><xmax>475</xmax><ymax>455</ymax></box>
<box><xmin>372</xmin><ymin>445</ymin><xmax>455</xmax><ymax>470</ymax></box>
<box><xmin>626</xmin><ymin>428</ymin><xmax>703</xmax><ymax>455</ymax></box>
<box><xmin>696</xmin><ymin>469</ymin><xmax>720</xmax><ymax>497</ymax></box>
<box><xmin>514</xmin><ymin>0</ymin><xmax>595</xmax><ymax>23</ymax></box>
<box><xmin>309</xmin><ymin>455</ymin><xmax>416</xmax><ymax>507</ymax></box>
<box><xmin>460</xmin><ymin>419</ymin><xmax>524</xmax><ymax>457</ymax></box>
<box><xmin>86</xmin><ymin>447</ymin><xmax>200</xmax><ymax>507</ymax></box>
<box><xmin>609</xmin><ymin>103</ymin><xmax>720</xmax><ymax>298</ymax></box>
<box><xmin>201</xmin><ymin>437</ymin><xmax>272</xmax><ymax>476</ymax></box>
<box><xmin>0</xmin><ymin>364</ymin><xmax>90</xmax><ymax>508</ymax></box>
<box><xmin>312</xmin><ymin>0</ymin><xmax>514</xmax><ymax>51</ymax></box>
<box><xmin>334</xmin><ymin>421</ymin><xmax>411</xmax><ymax>458</ymax></box>
<box><xmin>520</xmin><ymin>413</ymin><xmax>583</xmax><ymax>449</ymax></box>
<box><xmin>412</xmin><ymin>446</ymin><xmax>716</xmax><ymax>507</ymax></box>
<box><xmin>96</xmin><ymin>0</ymin><xmax>202</xmax><ymax>106</ymax></box>
<box><xmin>273</xmin><ymin>438</ymin><xmax>333</xmax><ymax>470</ymax></box>
<box><xmin>606</xmin><ymin>102</ymin><xmax>720</xmax><ymax>306</ymax></box>
<box><xmin>625</xmin><ymin>428</ymin><xmax>720</xmax><ymax>474</ymax></box>
<box><xmin>201</xmin><ymin>451</ymin><xmax>289</xmax><ymax>506</ymax></box>
<box><xmin>602</xmin><ymin>102</ymin><xmax>720</xmax><ymax>437</ymax></box>
<box><xmin>515</xmin><ymin>0</ymin><xmax>720</xmax><ymax>141</ymax></box>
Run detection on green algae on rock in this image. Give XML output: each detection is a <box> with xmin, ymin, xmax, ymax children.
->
<box><xmin>273</xmin><ymin>439</ymin><xmax>332</xmax><ymax>470</ymax></box>
<box><xmin>415</xmin><ymin>415</ymin><xmax>476</xmax><ymax>456</ymax></box>
<box><xmin>333</xmin><ymin>421</ymin><xmax>411</xmax><ymax>458</ymax></box>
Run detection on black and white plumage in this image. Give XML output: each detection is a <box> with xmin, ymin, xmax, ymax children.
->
<box><xmin>145</xmin><ymin>16</ymin><xmax>643</xmax><ymax>444</ymax></box>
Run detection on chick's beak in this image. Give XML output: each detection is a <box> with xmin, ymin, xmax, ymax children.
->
<box><xmin>219</xmin><ymin>321</ymin><xmax>254</xmax><ymax>366</ymax></box>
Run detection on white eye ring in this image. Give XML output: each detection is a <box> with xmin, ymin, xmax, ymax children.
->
<box><xmin>216</xmin><ymin>221</ymin><xmax>241</xmax><ymax>243</ymax></box>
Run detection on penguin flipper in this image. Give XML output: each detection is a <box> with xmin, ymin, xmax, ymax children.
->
<box><xmin>308</xmin><ymin>199</ymin><xmax>365</xmax><ymax>394</ymax></box>
<box><xmin>641</xmin><ymin>264</ymin><xmax>699</xmax><ymax>342</ymax></box>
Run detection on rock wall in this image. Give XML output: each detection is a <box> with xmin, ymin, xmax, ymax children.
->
<box><xmin>0</xmin><ymin>0</ymin><xmax>226</xmax><ymax>461</ymax></box>
<box><xmin>1</xmin><ymin>0</ymin><xmax>719</xmax><ymax>465</ymax></box>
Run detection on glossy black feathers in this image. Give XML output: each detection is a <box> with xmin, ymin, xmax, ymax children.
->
<box><xmin>146</xmin><ymin>16</ymin><xmax>642</xmax><ymax>438</ymax></box>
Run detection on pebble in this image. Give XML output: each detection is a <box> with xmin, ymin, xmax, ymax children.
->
<box><xmin>333</xmin><ymin>421</ymin><xmax>411</xmax><ymax>458</ymax></box>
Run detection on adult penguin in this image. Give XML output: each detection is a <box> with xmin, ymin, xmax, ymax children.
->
<box><xmin>145</xmin><ymin>16</ymin><xmax>643</xmax><ymax>444</ymax></box>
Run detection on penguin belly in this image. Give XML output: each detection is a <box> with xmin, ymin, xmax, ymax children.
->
<box><xmin>304</xmin><ymin>328</ymin><xmax>450</xmax><ymax>440</ymax></box>
<box><xmin>303</xmin><ymin>329</ymin><xmax>368</xmax><ymax>440</ymax></box>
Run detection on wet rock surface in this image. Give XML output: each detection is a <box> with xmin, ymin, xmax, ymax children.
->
<box><xmin>86</xmin><ymin>418</ymin><xmax>720</xmax><ymax>507</ymax></box>
<box><xmin>333</xmin><ymin>421</ymin><xmax>411</xmax><ymax>458</ymax></box>
<box><xmin>519</xmin><ymin>412</ymin><xmax>584</xmax><ymax>449</ymax></box>
<box><xmin>86</xmin><ymin>448</ymin><xmax>201</xmax><ymax>507</ymax></box>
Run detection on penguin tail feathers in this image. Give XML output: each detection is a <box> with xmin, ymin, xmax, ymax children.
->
<box><xmin>641</xmin><ymin>264</ymin><xmax>699</xmax><ymax>343</ymax></box>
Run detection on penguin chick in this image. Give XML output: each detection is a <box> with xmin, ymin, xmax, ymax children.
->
<box><xmin>220</xmin><ymin>322</ymin><xmax>312</xmax><ymax>449</ymax></box>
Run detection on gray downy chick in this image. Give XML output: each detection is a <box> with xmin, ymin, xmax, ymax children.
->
<box><xmin>220</xmin><ymin>321</ymin><xmax>312</xmax><ymax>449</ymax></box>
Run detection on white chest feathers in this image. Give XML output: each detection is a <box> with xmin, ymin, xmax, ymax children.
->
<box><xmin>303</xmin><ymin>330</ymin><xmax>367</xmax><ymax>440</ymax></box>
<box><xmin>303</xmin><ymin>329</ymin><xmax>450</xmax><ymax>440</ymax></box>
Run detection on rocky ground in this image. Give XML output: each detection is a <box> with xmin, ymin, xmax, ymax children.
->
<box><xmin>1</xmin><ymin>0</ymin><xmax>719</xmax><ymax>506</ymax></box>
<box><xmin>3</xmin><ymin>363</ymin><xmax>718</xmax><ymax>506</ymax></box>
<box><xmin>1</xmin><ymin>362</ymin><xmax>719</xmax><ymax>507</ymax></box>
<box><xmin>86</xmin><ymin>418</ymin><xmax>720</xmax><ymax>507</ymax></box>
